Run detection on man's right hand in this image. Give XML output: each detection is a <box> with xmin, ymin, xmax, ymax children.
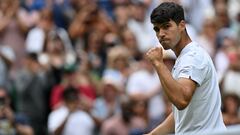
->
<box><xmin>145</xmin><ymin>47</ymin><xmax>164</xmax><ymax>66</ymax></box>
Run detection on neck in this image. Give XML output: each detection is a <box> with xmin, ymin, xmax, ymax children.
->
<box><xmin>173</xmin><ymin>32</ymin><xmax>192</xmax><ymax>57</ymax></box>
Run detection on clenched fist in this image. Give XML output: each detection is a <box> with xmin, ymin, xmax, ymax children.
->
<box><xmin>145</xmin><ymin>47</ymin><xmax>164</xmax><ymax>66</ymax></box>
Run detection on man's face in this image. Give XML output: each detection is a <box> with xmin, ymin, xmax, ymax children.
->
<box><xmin>153</xmin><ymin>20</ymin><xmax>184</xmax><ymax>50</ymax></box>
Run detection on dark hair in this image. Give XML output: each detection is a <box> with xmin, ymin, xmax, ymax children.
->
<box><xmin>40</xmin><ymin>8</ymin><xmax>53</xmax><ymax>21</ymax></box>
<box><xmin>26</xmin><ymin>52</ymin><xmax>38</xmax><ymax>62</ymax></box>
<box><xmin>150</xmin><ymin>2</ymin><xmax>185</xmax><ymax>24</ymax></box>
<box><xmin>222</xmin><ymin>93</ymin><xmax>240</xmax><ymax>113</ymax></box>
<box><xmin>121</xmin><ymin>101</ymin><xmax>132</xmax><ymax>123</ymax></box>
<box><xmin>63</xmin><ymin>87</ymin><xmax>79</xmax><ymax>102</ymax></box>
<box><xmin>212</xmin><ymin>0</ymin><xmax>228</xmax><ymax>6</ymax></box>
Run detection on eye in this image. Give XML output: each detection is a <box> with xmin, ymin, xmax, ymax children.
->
<box><xmin>162</xmin><ymin>24</ymin><xmax>170</xmax><ymax>29</ymax></box>
<box><xmin>153</xmin><ymin>27</ymin><xmax>159</xmax><ymax>32</ymax></box>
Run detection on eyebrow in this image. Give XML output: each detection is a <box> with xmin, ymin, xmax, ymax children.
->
<box><xmin>159</xmin><ymin>22</ymin><xmax>170</xmax><ymax>28</ymax></box>
<box><xmin>153</xmin><ymin>22</ymin><xmax>170</xmax><ymax>31</ymax></box>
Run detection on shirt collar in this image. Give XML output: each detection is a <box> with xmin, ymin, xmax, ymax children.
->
<box><xmin>178</xmin><ymin>41</ymin><xmax>196</xmax><ymax>57</ymax></box>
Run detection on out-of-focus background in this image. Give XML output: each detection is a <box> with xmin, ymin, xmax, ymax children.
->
<box><xmin>0</xmin><ymin>0</ymin><xmax>239</xmax><ymax>135</ymax></box>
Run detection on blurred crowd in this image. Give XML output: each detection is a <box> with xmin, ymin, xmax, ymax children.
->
<box><xmin>0</xmin><ymin>0</ymin><xmax>239</xmax><ymax>135</ymax></box>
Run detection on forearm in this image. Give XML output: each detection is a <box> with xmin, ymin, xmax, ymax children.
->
<box><xmin>154</xmin><ymin>62</ymin><xmax>189</xmax><ymax>109</ymax></box>
<box><xmin>150</xmin><ymin>112</ymin><xmax>175</xmax><ymax>135</ymax></box>
<box><xmin>145</xmin><ymin>47</ymin><xmax>195</xmax><ymax>110</ymax></box>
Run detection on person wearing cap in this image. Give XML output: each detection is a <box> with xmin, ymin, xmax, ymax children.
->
<box><xmin>145</xmin><ymin>2</ymin><xmax>226</xmax><ymax>135</ymax></box>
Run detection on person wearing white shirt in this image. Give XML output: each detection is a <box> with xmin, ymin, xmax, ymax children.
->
<box><xmin>48</xmin><ymin>87</ymin><xmax>94</xmax><ymax>135</ymax></box>
<box><xmin>145</xmin><ymin>2</ymin><xmax>226</xmax><ymax>135</ymax></box>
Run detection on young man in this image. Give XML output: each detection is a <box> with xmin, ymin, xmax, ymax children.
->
<box><xmin>145</xmin><ymin>2</ymin><xmax>226</xmax><ymax>135</ymax></box>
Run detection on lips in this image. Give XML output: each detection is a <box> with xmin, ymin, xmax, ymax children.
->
<box><xmin>160</xmin><ymin>39</ymin><xmax>168</xmax><ymax>44</ymax></box>
<box><xmin>159</xmin><ymin>37</ymin><xmax>168</xmax><ymax>41</ymax></box>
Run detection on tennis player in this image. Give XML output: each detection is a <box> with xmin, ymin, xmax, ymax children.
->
<box><xmin>145</xmin><ymin>2</ymin><xmax>226</xmax><ymax>135</ymax></box>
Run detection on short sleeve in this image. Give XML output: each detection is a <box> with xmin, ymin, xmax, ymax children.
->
<box><xmin>178</xmin><ymin>64</ymin><xmax>208</xmax><ymax>86</ymax></box>
<box><xmin>177</xmin><ymin>51</ymin><xmax>209</xmax><ymax>86</ymax></box>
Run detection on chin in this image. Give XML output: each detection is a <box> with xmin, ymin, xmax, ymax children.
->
<box><xmin>160</xmin><ymin>41</ymin><xmax>169</xmax><ymax>48</ymax></box>
<box><xmin>161</xmin><ymin>44</ymin><xmax>171</xmax><ymax>50</ymax></box>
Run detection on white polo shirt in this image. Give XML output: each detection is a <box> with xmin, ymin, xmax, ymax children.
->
<box><xmin>172</xmin><ymin>42</ymin><xmax>226</xmax><ymax>134</ymax></box>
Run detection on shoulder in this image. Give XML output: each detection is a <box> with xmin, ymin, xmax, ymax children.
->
<box><xmin>74</xmin><ymin>111</ymin><xmax>94</xmax><ymax>122</ymax></box>
<box><xmin>49</xmin><ymin>106</ymin><xmax>68</xmax><ymax>116</ymax></box>
<box><xmin>178</xmin><ymin>42</ymin><xmax>210</xmax><ymax>67</ymax></box>
<box><xmin>174</xmin><ymin>42</ymin><xmax>212</xmax><ymax>85</ymax></box>
<box><xmin>48</xmin><ymin>106</ymin><xmax>68</xmax><ymax>123</ymax></box>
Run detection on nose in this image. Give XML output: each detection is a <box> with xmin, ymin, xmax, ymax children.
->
<box><xmin>158</xmin><ymin>30</ymin><xmax>166</xmax><ymax>40</ymax></box>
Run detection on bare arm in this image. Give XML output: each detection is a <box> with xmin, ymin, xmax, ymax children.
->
<box><xmin>145</xmin><ymin>47</ymin><xmax>197</xmax><ymax>110</ymax></box>
<box><xmin>154</xmin><ymin>61</ymin><xmax>196</xmax><ymax>110</ymax></box>
<box><xmin>146</xmin><ymin>112</ymin><xmax>174</xmax><ymax>135</ymax></box>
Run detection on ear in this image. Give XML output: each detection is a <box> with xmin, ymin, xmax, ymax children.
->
<box><xmin>178</xmin><ymin>20</ymin><xmax>186</xmax><ymax>31</ymax></box>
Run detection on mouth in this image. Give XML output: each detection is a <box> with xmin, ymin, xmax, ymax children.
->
<box><xmin>160</xmin><ymin>39</ymin><xmax>168</xmax><ymax>44</ymax></box>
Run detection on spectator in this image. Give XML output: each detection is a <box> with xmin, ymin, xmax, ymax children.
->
<box><xmin>129</xmin><ymin>98</ymin><xmax>149</xmax><ymax>135</ymax></box>
<box><xmin>127</xmin><ymin>1</ymin><xmax>158</xmax><ymax>53</ymax></box>
<box><xmin>48</xmin><ymin>86</ymin><xmax>95</xmax><ymax>135</ymax></box>
<box><xmin>213</xmin><ymin>0</ymin><xmax>231</xmax><ymax>29</ymax></box>
<box><xmin>0</xmin><ymin>0</ymin><xmax>26</xmax><ymax>69</ymax></box>
<box><xmin>113</xmin><ymin>3</ymin><xmax>130</xmax><ymax>30</ymax></box>
<box><xmin>101</xmin><ymin>97</ymin><xmax>132</xmax><ymax>135</ymax></box>
<box><xmin>214</xmin><ymin>28</ymin><xmax>237</xmax><ymax>83</ymax></box>
<box><xmin>0</xmin><ymin>87</ymin><xmax>34</xmax><ymax>135</ymax></box>
<box><xmin>196</xmin><ymin>17</ymin><xmax>218</xmax><ymax>58</ymax></box>
<box><xmin>222</xmin><ymin>45</ymin><xmax>240</xmax><ymax>97</ymax></box>
<box><xmin>0</xmin><ymin>46</ymin><xmax>15</xmax><ymax>89</ymax></box>
<box><xmin>38</xmin><ymin>30</ymin><xmax>76</xmax><ymax>85</ymax></box>
<box><xmin>14</xmin><ymin>53</ymin><xmax>49</xmax><ymax>135</ymax></box>
<box><xmin>180</xmin><ymin>0</ymin><xmax>214</xmax><ymax>33</ymax></box>
<box><xmin>91</xmin><ymin>72</ymin><xmax>123</xmax><ymax>128</ymax></box>
<box><xmin>126</xmin><ymin>58</ymin><xmax>165</xmax><ymax>129</ymax></box>
<box><xmin>25</xmin><ymin>8</ymin><xmax>72</xmax><ymax>53</ymax></box>
<box><xmin>222</xmin><ymin>94</ymin><xmax>240</xmax><ymax>125</ymax></box>
<box><xmin>104</xmin><ymin>45</ymin><xmax>132</xmax><ymax>87</ymax></box>
<box><xmin>119</xmin><ymin>28</ymin><xmax>142</xmax><ymax>61</ymax></box>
